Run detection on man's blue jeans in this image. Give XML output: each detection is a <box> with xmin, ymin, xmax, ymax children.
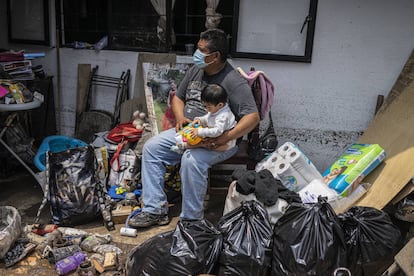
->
<box><xmin>141</xmin><ymin>128</ymin><xmax>238</xmax><ymax>220</ymax></box>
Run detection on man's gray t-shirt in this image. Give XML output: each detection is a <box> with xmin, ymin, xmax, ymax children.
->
<box><xmin>175</xmin><ymin>63</ymin><xmax>257</xmax><ymax>121</ymax></box>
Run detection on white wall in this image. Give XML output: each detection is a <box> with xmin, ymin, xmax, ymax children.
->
<box><xmin>230</xmin><ymin>0</ymin><xmax>414</xmax><ymax>170</ymax></box>
<box><xmin>235</xmin><ymin>0</ymin><xmax>414</xmax><ymax>132</ymax></box>
<box><xmin>58</xmin><ymin>48</ymin><xmax>139</xmax><ymax>136</ymax></box>
<box><xmin>2</xmin><ymin>0</ymin><xmax>414</xmax><ymax>171</ymax></box>
<box><xmin>0</xmin><ymin>1</ymin><xmax>140</xmax><ymax>136</ymax></box>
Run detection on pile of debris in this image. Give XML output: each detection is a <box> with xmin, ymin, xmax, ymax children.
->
<box><xmin>1</xmin><ymin>207</ymin><xmax>126</xmax><ymax>275</ymax></box>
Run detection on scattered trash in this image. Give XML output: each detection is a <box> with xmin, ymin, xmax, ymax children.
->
<box><xmin>120</xmin><ymin>227</ymin><xmax>137</xmax><ymax>237</ymax></box>
<box><xmin>3</xmin><ymin>241</ymin><xmax>36</xmax><ymax>267</ymax></box>
<box><xmin>94</xmin><ymin>35</ymin><xmax>108</xmax><ymax>51</ymax></box>
<box><xmin>46</xmin><ymin>244</ymin><xmax>82</xmax><ymax>264</ymax></box>
<box><xmin>78</xmin><ymin>259</ymin><xmax>96</xmax><ymax>275</ymax></box>
<box><xmin>103</xmin><ymin>251</ymin><xmax>118</xmax><ymax>271</ymax></box>
<box><xmin>93</xmin><ymin>244</ymin><xmax>122</xmax><ymax>255</ymax></box>
<box><xmin>394</xmin><ymin>193</ymin><xmax>414</xmax><ymax>222</ymax></box>
<box><xmin>0</xmin><ymin>206</ymin><xmax>22</xmax><ymax>259</ymax></box>
<box><xmin>80</xmin><ymin>234</ymin><xmax>112</xmax><ymax>253</ymax></box>
<box><xmin>66</xmin><ymin>41</ymin><xmax>93</xmax><ymax>49</ymax></box>
<box><xmin>55</xmin><ymin>251</ymin><xmax>87</xmax><ymax>275</ymax></box>
<box><xmin>58</xmin><ymin>227</ymin><xmax>89</xmax><ymax>237</ymax></box>
<box><xmin>36</xmin><ymin>229</ymin><xmax>63</xmax><ymax>254</ymax></box>
<box><xmin>32</xmin><ymin>224</ymin><xmax>58</xmax><ymax>235</ymax></box>
<box><xmin>90</xmin><ymin>253</ymin><xmax>105</xmax><ymax>274</ymax></box>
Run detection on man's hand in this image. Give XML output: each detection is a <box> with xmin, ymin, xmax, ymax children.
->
<box><xmin>205</xmin><ymin>112</ymin><xmax>260</xmax><ymax>150</ymax></box>
<box><xmin>175</xmin><ymin>117</ymin><xmax>192</xmax><ymax>131</ymax></box>
<box><xmin>207</xmin><ymin>131</ymin><xmax>231</xmax><ymax>149</ymax></box>
<box><xmin>172</xmin><ymin>95</ymin><xmax>191</xmax><ymax>131</ymax></box>
<box><xmin>197</xmin><ymin>139</ymin><xmax>213</xmax><ymax>149</ymax></box>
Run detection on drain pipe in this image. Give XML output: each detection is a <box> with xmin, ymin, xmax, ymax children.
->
<box><xmin>54</xmin><ymin>0</ymin><xmax>63</xmax><ymax>134</ymax></box>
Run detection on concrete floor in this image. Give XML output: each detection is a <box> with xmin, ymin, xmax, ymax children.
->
<box><xmin>0</xmin><ymin>167</ymin><xmax>229</xmax><ymax>275</ymax></box>
<box><xmin>2</xmin><ymin>166</ymin><xmax>413</xmax><ymax>276</ymax></box>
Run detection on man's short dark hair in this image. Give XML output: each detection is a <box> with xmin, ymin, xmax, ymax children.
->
<box><xmin>200</xmin><ymin>29</ymin><xmax>228</xmax><ymax>62</ymax></box>
<box><xmin>201</xmin><ymin>84</ymin><xmax>228</xmax><ymax>105</ymax></box>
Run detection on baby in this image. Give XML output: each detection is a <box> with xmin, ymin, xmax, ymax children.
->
<box><xmin>171</xmin><ymin>83</ymin><xmax>236</xmax><ymax>153</ymax></box>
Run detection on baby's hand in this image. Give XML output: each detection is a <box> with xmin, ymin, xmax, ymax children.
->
<box><xmin>191</xmin><ymin>119</ymin><xmax>201</xmax><ymax>127</ymax></box>
<box><xmin>190</xmin><ymin>128</ymin><xmax>199</xmax><ymax>137</ymax></box>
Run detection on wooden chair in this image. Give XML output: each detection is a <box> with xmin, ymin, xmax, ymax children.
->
<box><xmin>206</xmin><ymin>68</ymin><xmax>266</xmax><ymax>197</ymax></box>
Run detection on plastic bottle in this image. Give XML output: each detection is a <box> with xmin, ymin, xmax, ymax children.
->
<box><xmin>80</xmin><ymin>234</ymin><xmax>111</xmax><ymax>252</ymax></box>
<box><xmin>48</xmin><ymin>244</ymin><xmax>81</xmax><ymax>263</ymax></box>
<box><xmin>55</xmin><ymin>251</ymin><xmax>86</xmax><ymax>275</ymax></box>
<box><xmin>25</xmin><ymin>231</ymin><xmax>47</xmax><ymax>245</ymax></box>
<box><xmin>120</xmin><ymin>227</ymin><xmax>137</xmax><ymax>237</ymax></box>
<box><xmin>36</xmin><ymin>229</ymin><xmax>63</xmax><ymax>254</ymax></box>
<box><xmin>94</xmin><ymin>35</ymin><xmax>108</xmax><ymax>51</ymax></box>
<box><xmin>93</xmin><ymin>244</ymin><xmax>122</xmax><ymax>255</ymax></box>
<box><xmin>9</xmin><ymin>84</ymin><xmax>24</xmax><ymax>103</ymax></box>
<box><xmin>58</xmin><ymin>227</ymin><xmax>89</xmax><ymax>237</ymax></box>
<box><xmin>73</xmin><ymin>41</ymin><xmax>91</xmax><ymax>49</ymax></box>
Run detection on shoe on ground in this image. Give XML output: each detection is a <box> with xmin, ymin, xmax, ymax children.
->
<box><xmin>128</xmin><ymin>211</ymin><xmax>170</xmax><ymax>228</ymax></box>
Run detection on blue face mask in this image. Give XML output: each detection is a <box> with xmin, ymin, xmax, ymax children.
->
<box><xmin>193</xmin><ymin>49</ymin><xmax>214</xmax><ymax>69</ymax></box>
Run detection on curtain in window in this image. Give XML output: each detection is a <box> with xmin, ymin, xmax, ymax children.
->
<box><xmin>151</xmin><ymin>0</ymin><xmax>177</xmax><ymax>45</ymax></box>
<box><xmin>205</xmin><ymin>0</ymin><xmax>222</xmax><ymax>29</ymax></box>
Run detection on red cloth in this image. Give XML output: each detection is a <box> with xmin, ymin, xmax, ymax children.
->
<box><xmin>162</xmin><ymin>87</ymin><xmax>177</xmax><ymax>130</ymax></box>
<box><xmin>0</xmin><ymin>51</ymin><xmax>24</xmax><ymax>62</ymax></box>
<box><xmin>107</xmin><ymin>122</ymin><xmax>143</xmax><ymax>169</ymax></box>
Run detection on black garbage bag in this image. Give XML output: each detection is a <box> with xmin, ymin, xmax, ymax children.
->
<box><xmin>125</xmin><ymin>219</ymin><xmax>222</xmax><ymax>276</ymax></box>
<box><xmin>47</xmin><ymin>146</ymin><xmax>101</xmax><ymax>225</ymax></box>
<box><xmin>338</xmin><ymin>206</ymin><xmax>403</xmax><ymax>276</ymax></box>
<box><xmin>218</xmin><ymin>200</ymin><xmax>273</xmax><ymax>276</ymax></box>
<box><xmin>272</xmin><ymin>199</ymin><xmax>347</xmax><ymax>275</ymax></box>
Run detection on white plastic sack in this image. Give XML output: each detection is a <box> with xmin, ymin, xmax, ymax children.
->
<box><xmin>0</xmin><ymin>206</ymin><xmax>22</xmax><ymax>258</ymax></box>
<box><xmin>298</xmin><ymin>179</ymin><xmax>339</xmax><ymax>203</ymax></box>
<box><xmin>108</xmin><ymin>149</ymin><xmax>140</xmax><ymax>187</ymax></box>
<box><xmin>223</xmin><ymin>181</ymin><xmax>288</xmax><ymax>227</ymax></box>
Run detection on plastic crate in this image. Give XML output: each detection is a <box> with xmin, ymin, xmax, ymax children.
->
<box><xmin>34</xmin><ymin>135</ymin><xmax>88</xmax><ymax>171</ymax></box>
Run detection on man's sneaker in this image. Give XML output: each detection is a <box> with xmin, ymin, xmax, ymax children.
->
<box><xmin>128</xmin><ymin>211</ymin><xmax>170</xmax><ymax>228</ymax></box>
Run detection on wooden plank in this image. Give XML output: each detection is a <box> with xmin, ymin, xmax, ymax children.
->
<box><xmin>354</xmin><ymin>81</ymin><xmax>414</xmax><ymax>209</ymax></box>
<box><xmin>91</xmin><ymin>259</ymin><xmax>104</xmax><ymax>274</ymax></box>
<box><xmin>391</xmin><ymin>181</ymin><xmax>414</xmax><ymax>205</ymax></box>
<box><xmin>145</xmin><ymin>82</ymin><xmax>158</xmax><ymax>136</ymax></box>
<box><xmin>119</xmin><ymin>98</ymin><xmax>142</xmax><ymax>123</ymax></box>
<box><xmin>394</xmin><ymin>238</ymin><xmax>414</xmax><ymax>276</ymax></box>
<box><xmin>103</xmin><ymin>252</ymin><xmax>117</xmax><ymax>270</ymax></box>
<box><xmin>132</xmin><ymin>53</ymin><xmax>176</xmax><ymax>113</ymax></box>
<box><xmin>76</xmin><ymin>64</ymin><xmax>91</xmax><ymax>131</ymax></box>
